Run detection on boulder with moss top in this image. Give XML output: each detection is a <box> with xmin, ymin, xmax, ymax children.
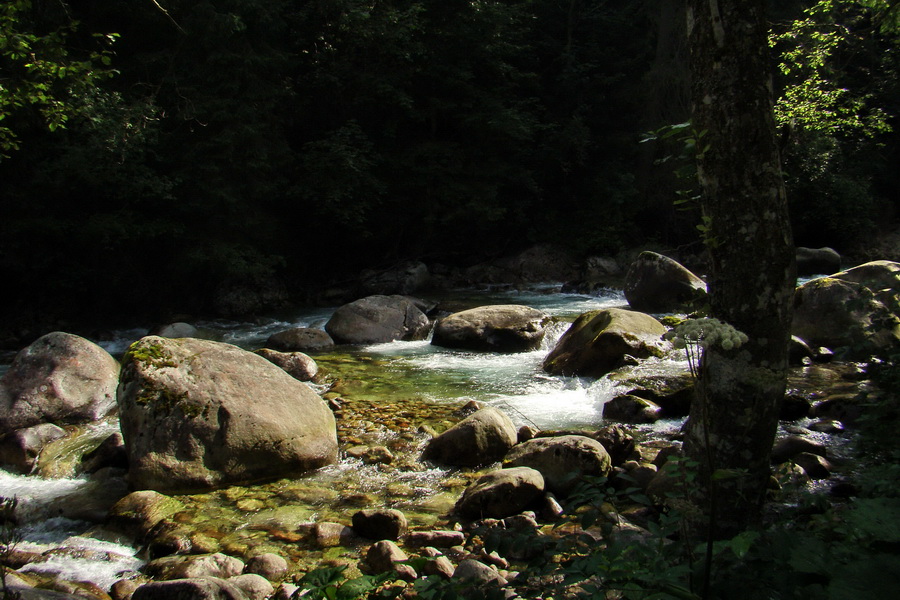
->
<box><xmin>117</xmin><ymin>336</ymin><xmax>338</xmax><ymax>493</ymax></box>
<box><xmin>542</xmin><ymin>308</ymin><xmax>668</xmax><ymax>378</ymax></box>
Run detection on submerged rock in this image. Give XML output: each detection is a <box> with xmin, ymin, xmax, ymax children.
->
<box><xmin>107</xmin><ymin>490</ymin><xmax>186</xmax><ymax>540</ymax></box>
<box><xmin>117</xmin><ymin>336</ymin><xmax>338</xmax><ymax>493</ymax></box>
<box><xmin>325</xmin><ymin>295</ymin><xmax>431</xmax><ymax>345</ymax></box>
<box><xmin>0</xmin><ymin>332</ymin><xmax>120</xmax><ymax>433</ymax></box>
<box><xmin>542</xmin><ymin>308</ymin><xmax>668</xmax><ymax>378</ymax></box>
<box><xmin>431</xmin><ymin>305</ymin><xmax>550</xmax><ymax>352</ymax></box>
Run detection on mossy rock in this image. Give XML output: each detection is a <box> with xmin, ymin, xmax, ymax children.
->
<box><xmin>543</xmin><ymin>308</ymin><xmax>669</xmax><ymax>378</ymax></box>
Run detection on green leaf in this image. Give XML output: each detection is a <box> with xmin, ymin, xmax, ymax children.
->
<box><xmin>728</xmin><ymin>530</ymin><xmax>759</xmax><ymax>559</ymax></box>
<box><xmin>828</xmin><ymin>554</ymin><xmax>900</xmax><ymax>600</ymax></box>
<box><xmin>845</xmin><ymin>497</ymin><xmax>900</xmax><ymax>543</ymax></box>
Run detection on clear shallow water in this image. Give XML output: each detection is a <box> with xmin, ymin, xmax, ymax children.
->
<box><xmin>0</xmin><ymin>285</ymin><xmax>691</xmax><ymax>587</ymax></box>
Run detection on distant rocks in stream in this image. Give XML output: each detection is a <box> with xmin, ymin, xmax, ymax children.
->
<box><xmin>324</xmin><ymin>294</ymin><xmax>431</xmax><ymax>344</ymax></box>
<box><xmin>796</xmin><ymin>246</ymin><xmax>842</xmax><ymax>277</ymax></box>
<box><xmin>265</xmin><ymin>327</ymin><xmax>334</xmax><ymax>352</ymax></box>
<box><xmin>431</xmin><ymin>305</ymin><xmax>551</xmax><ymax>352</ymax></box>
<box><xmin>117</xmin><ymin>336</ymin><xmax>338</xmax><ymax>493</ymax></box>
<box><xmin>624</xmin><ymin>251</ymin><xmax>707</xmax><ymax>313</ymax></box>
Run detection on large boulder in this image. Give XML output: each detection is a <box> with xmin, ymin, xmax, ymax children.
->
<box><xmin>796</xmin><ymin>247</ymin><xmax>841</xmax><ymax>277</ymax></box>
<box><xmin>542</xmin><ymin>308</ymin><xmax>668</xmax><ymax>378</ymax></box>
<box><xmin>432</xmin><ymin>305</ymin><xmax>550</xmax><ymax>353</ymax></box>
<box><xmin>624</xmin><ymin>251</ymin><xmax>707</xmax><ymax>312</ymax></box>
<box><xmin>453</xmin><ymin>466</ymin><xmax>545</xmax><ymax>520</ymax></box>
<box><xmin>831</xmin><ymin>260</ymin><xmax>900</xmax><ymax>308</ymax></box>
<box><xmin>324</xmin><ymin>295</ymin><xmax>431</xmax><ymax>345</ymax></box>
<box><xmin>503</xmin><ymin>435</ymin><xmax>612</xmax><ymax>496</ymax></box>
<box><xmin>0</xmin><ymin>332</ymin><xmax>120</xmax><ymax>433</ymax></box>
<box><xmin>792</xmin><ymin>265</ymin><xmax>900</xmax><ymax>358</ymax></box>
<box><xmin>265</xmin><ymin>328</ymin><xmax>334</xmax><ymax>352</ymax></box>
<box><xmin>117</xmin><ymin>336</ymin><xmax>338</xmax><ymax>493</ymax></box>
<box><xmin>422</xmin><ymin>407</ymin><xmax>518</xmax><ymax>467</ymax></box>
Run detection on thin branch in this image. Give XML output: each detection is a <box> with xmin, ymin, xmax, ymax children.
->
<box><xmin>149</xmin><ymin>0</ymin><xmax>186</xmax><ymax>34</ymax></box>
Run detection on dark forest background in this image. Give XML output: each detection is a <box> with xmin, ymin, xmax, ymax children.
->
<box><xmin>2</xmin><ymin>0</ymin><xmax>898</xmax><ymax>339</ymax></box>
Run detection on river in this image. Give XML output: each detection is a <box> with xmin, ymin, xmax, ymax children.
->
<box><xmin>0</xmin><ymin>282</ymin><xmax>848</xmax><ymax>591</ymax></box>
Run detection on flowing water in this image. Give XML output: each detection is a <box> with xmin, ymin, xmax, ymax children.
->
<box><xmin>0</xmin><ymin>284</ymin><xmax>855</xmax><ymax>587</ymax></box>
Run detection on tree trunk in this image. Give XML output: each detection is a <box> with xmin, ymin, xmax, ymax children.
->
<box><xmin>684</xmin><ymin>0</ymin><xmax>795</xmax><ymax>538</ymax></box>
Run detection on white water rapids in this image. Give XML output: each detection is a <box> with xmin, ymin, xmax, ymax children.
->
<box><xmin>1</xmin><ymin>285</ymin><xmax>696</xmax><ymax>591</ymax></box>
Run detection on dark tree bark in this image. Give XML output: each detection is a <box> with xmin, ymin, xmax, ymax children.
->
<box><xmin>684</xmin><ymin>0</ymin><xmax>795</xmax><ymax>538</ymax></box>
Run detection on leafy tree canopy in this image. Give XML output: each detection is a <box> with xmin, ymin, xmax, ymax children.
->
<box><xmin>0</xmin><ymin>0</ymin><xmax>117</xmax><ymax>157</ymax></box>
<box><xmin>771</xmin><ymin>0</ymin><xmax>897</xmax><ymax>139</ymax></box>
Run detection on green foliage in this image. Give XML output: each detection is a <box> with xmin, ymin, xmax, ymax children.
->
<box><xmin>770</xmin><ymin>0</ymin><xmax>893</xmax><ymax>138</ymax></box>
<box><xmin>296</xmin><ymin>565</ymin><xmax>402</xmax><ymax>600</ymax></box>
<box><xmin>0</xmin><ymin>0</ymin><xmax>117</xmax><ymax>156</ymax></box>
<box><xmin>770</xmin><ymin>0</ymin><xmax>899</xmax><ymax>250</ymax></box>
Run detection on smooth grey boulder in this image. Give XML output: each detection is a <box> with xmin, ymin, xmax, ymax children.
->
<box><xmin>542</xmin><ymin>308</ymin><xmax>668</xmax><ymax>378</ymax></box>
<box><xmin>624</xmin><ymin>251</ymin><xmax>707</xmax><ymax>312</ymax></box>
<box><xmin>325</xmin><ymin>295</ymin><xmax>430</xmax><ymax>345</ymax></box>
<box><xmin>254</xmin><ymin>348</ymin><xmax>318</xmax><ymax>382</ymax></box>
<box><xmin>453</xmin><ymin>466</ymin><xmax>545</xmax><ymax>520</ymax></box>
<box><xmin>503</xmin><ymin>435</ymin><xmax>612</xmax><ymax>496</ymax></box>
<box><xmin>796</xmin><ymin>247</ymin><xmax>841</xmax><ymax>277</ymax></box>
<box><xmin>132</xmin><ymin>577</ymin><xmax>248</xmax><ymax>600</ymax></box>
<box><xmin>265</xmin><ymin>328</ymin><xmax>334</xmax><ymax>352</ymax></box>
<box><xmin>422</xmin><ymin>407</ymin><xmax>518</xmax><ymax>467</ymax></box>
<box><xmin>0</xmin><ymin>332</ymin><xmax>120</xmax><ymax>433</ymax></box>
<box><xmin>117</xmin><ymin>336</ymin><xmax>338</xmax><ymax>493</ymax></box>
<box><xmin>431</xmin><ymin>305</ymin><xmax>550</xmax><ymax>352</ymax></box>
